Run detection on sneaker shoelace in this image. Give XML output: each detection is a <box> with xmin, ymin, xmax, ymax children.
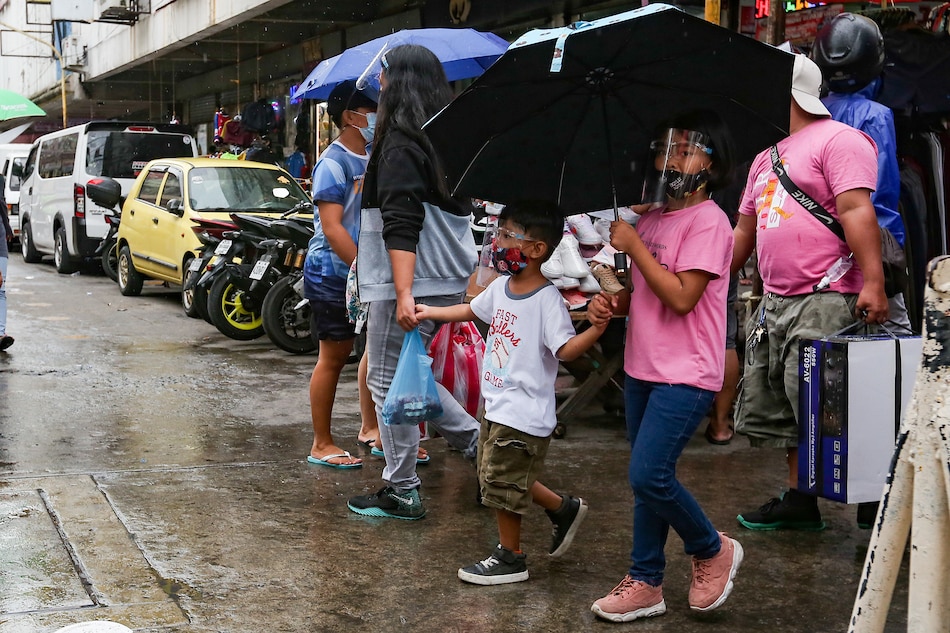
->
<box><xmin>479</xmin><ymin>554</ymin><xmax>502</xmax><ymax>570</ymax></box>
<box><xmin>691</xmin><ymin>557</ymin><xmax>713</xmax><ymax>585</ymax></box>
<box><xmin>757</xmin><ymin>497</ymin><xmax>783</xmax><ymax>514</ymax></box>
<box><xmin>610</xmin><ymin>575</ymin><xmax>641</xmax><ymax>596</ymax></box>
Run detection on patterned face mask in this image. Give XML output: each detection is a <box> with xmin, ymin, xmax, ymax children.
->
<box><xmin>491</xmin><ymin>244</ymin><xmax>529</xmax><ymax>275</ymax></box>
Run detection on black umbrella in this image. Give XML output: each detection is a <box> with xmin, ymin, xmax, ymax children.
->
<box><xmin>425</xmin><ymin>3</ymin><xmax>794</xmax><ymax>216</ymax></box>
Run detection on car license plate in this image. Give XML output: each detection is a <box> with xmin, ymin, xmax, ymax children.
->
<box><xmin>249</xmin><ymin>256</ymin><xmax>271</xmax><ymax>280</ymax></box>
<box><xmin>214</xmin><ymin>239</ymin><xmax>232</xmax><ymax>255</ymax></box>
<box><xmin>188</xmin><ymin>258</ymin><xmax>202</xmax><ymax>272</ymax></box>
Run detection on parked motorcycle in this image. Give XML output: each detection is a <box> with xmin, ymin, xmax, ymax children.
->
<box><xmin>182</xmin><ymin>217</ymin><xmax>239</xmax><ymax>321</ymax></box>
<box><xmin>96</xmin><ymin>205</ymin><xmax>122</xmax><ymax>282</ymax></box>
<box><xmin>259</xmin><ymin>215</ymin><xmax>315</xmax><ymax>354</ymax></box>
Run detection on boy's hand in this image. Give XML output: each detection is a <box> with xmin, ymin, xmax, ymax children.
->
<box><xmin>587</xmin><ymin>293</ymin><xmax>614</xmax><ymax>325</ymax></box>
<box><xmin>414</xmin><ymin>303</ymin><xmax>433</xmax><ymax>321</ymax></box>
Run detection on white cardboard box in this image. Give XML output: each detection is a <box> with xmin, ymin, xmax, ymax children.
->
<box><xmin>798</xmin><ymin>334</ymin><xmax>922</xmax><ymax>504</ymax></box>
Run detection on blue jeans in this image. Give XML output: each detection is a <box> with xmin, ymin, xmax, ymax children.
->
<box><xmin>625</xmin><ymin>377</ymin><xmax>720</xmax><ymax>586</ymax></box>
<box><xmin>0</xmin><ymin>256</ymin><xmax>7</xmax><ymax>336</ymax></box>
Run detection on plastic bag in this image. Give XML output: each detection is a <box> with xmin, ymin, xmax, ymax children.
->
<box><xmin>382</xmin><ymin>329</ymin><xmax>443</xmax><ymax>426</ymax></box>
<box><xmin>344</xmin><ymin>259</ymin><xmax>367</xmax><ymax>333</ymax></box>
<box><xmin>429</xmin><ymin>321</ymin><xmax>485</xmax><ymax>418</ymax></box>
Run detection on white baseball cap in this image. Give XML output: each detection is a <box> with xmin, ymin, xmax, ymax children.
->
<box><xmin>791</xmin><ymin>54</ymin><xmax>831</xmax><ymax>118</ymax></box>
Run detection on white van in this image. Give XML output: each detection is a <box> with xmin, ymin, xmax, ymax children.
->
<box><xmin>0</xmin><ymin>143</ymin><xmax>30</xmax><ymax>244</ymax></box>
<box><xmin>18</xmin><ymin>121</ymin><xmax>197</xmax><ymax>273</ymax></box>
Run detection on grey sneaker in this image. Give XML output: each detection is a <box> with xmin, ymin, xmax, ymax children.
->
<box><xmin>347</xmin><ymin>486</ymin><xmax>426</xmax><ymax>520</ymax></box>
<box><xmin>546</xmin><ymin>495</ymin><xmax>588</xmax><ymax>557</ymax></box>
<box><xmin>458</xmin><ymin>544</ymin><xmax>528</xmax><ymax>585</ymax></box>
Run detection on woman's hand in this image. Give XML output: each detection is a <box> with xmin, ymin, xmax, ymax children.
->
<box><xmin>396</xmin><ymin>293</ymin><xmax>418</xmax><ymax>331</ymax></box>
<box><xmin>587</xmin><ymin>292</ymin><xmax>615</xmax><ymax>326</ymax></box>
<box><xmin>609</xmin><ymin>220</ymin><xmax>640</xmax><ymax>254</ymax></box>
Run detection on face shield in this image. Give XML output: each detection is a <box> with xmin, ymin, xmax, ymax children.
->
<box><xmin>641</xmin><ymin>128</ymin><xmax>714</xmax><ymax>204</ymax></box>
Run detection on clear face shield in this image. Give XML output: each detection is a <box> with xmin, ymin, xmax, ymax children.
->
<box><xmin>641</xmin><ymin>128</ymin><xmax>714</xmax><ymax>204</ymax></box>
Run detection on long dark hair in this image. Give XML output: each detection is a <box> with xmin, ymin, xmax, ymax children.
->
<box><xmin>372</xmin><ymin>44</ymin><xmax>454</xmax><ymax>198</ymax></box>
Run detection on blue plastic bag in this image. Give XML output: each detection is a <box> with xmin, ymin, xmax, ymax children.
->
<box><xmin>382</xmin><ymin>328</ymin><xmax>443</xmax><ymax>426</ymax></box>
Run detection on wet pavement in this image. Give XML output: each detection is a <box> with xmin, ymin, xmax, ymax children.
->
<box><xmin>0</xmin><ymin>254</ymin><xmax>909</xmax><ymax>632</ymax></box>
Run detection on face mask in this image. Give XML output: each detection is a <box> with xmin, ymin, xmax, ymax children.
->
<box><xmin>354</xmin><ymin>112</ymin><xmax>376</xmax><ymax>143</ymax></box>
<box><xmin>491</xmin><ymin>244</ymin><xmax>528</xmax><ymax>275</ymax></box>
<box><xmin>664</xmin><ymin>168</ymin><xmax>709</xmax><ymax>200</ymax></box>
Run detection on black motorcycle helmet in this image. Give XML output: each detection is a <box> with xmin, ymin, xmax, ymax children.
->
<box><xmin>811</xmin><ymin>13</ymin><xmax>885</xmax><ymax>94</ymax></box>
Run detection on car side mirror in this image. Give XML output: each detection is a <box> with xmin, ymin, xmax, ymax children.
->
<box><xmin>166</xmin><ymin>198</ymin><xmax>184</xmax><ymax>215</ymax></box>
<box><xmin>86</xmin><ymin>177</ymin><xmax>122</xmax><ymax>210</ymax></box>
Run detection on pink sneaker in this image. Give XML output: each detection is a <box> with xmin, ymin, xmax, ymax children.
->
<box><xmin>591</xmin><ymin>576</ymin><xmax>666</xmax><ymax>623</ymax></box>
<box><xmin>689</xmin><ymin>532</ymin><xmax>744</xmax><ymax>611</ymax></box>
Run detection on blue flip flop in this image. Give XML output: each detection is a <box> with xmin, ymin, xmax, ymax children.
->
<box><xmin>371</xmin><ymin>446</ymin><xmax>430</xmax><ymax>464</ymax></box>
<box><xmin>307</xmin><ymin>451</ymin><xmax>362</xmax><ymax>469</ymax></box>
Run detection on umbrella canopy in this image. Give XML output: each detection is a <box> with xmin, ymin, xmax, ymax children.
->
<box><xmin>293</xmin><ymin>28</ymin><xmax>509</xmax><ymax>100</ymax></box>
<box><xmin>0</xmin><ymin>89</ymin><xmax>45</xmax><ymax>122</ymax></box>
<box><xmin>424</xmin><ymin>4</ymin><xmax>794</xmax><ymax>214</ymax></box>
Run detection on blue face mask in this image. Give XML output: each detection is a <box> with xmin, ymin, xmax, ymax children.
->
<box><xmin>355</xmin><ymin>112</ymin><xmax>376</xmax><ymax>143</ymax></box>
<box><xmin>491</xmin><ymin>244</ymin><xmax>528</xmax><ymax>275</ymax></box>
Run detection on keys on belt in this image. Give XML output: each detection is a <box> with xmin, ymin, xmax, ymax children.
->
<box><xmin>746</xmin><ymin>303</ymin><xmax>767</xmax><ymax>365</ymax></box>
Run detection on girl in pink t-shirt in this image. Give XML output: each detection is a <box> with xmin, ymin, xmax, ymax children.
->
<box><xmin>589</xmin><ymin>111</ymin><xmax>743</xmax><ymax>623</ymax></box>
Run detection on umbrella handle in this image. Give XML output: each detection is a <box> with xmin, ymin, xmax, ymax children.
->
<box><xmin>614</xmin><ymin>252</ymin><xmax>628</xmax><ymax>275</ymax></box>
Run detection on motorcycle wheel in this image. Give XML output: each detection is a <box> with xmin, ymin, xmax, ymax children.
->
<box><xmin>208</xmin><ymin>274</ymin><xmax>265</xmax><ymax>340</ymax></box>
<box><xmin>101</xmin><ymin>238</ymin><xmax>119</xmax><ymax>282</ymax></box>
<box><xmin>181</xmin><ymin>258</ymin><xmax>202</xmax><ymax>319</ymax></box>
<box><xmin>262</xmin><ymin>276</ymin><xmax>316</xmax><ymax>354</ymax></box>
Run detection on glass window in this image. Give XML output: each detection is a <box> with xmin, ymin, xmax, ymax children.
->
<box><xmin>188</xmin><ymin>166</ymin><xmax>309</xmax><ymax>213</ymax></box>
<box><xmin>86</xmin><ymin>131</ymin><xmax>193</xmax><ymax>178</ymax></box>
<box><xmin>159</xmin><ymin>172</ymin><xmax>182</xmax><ymax>209</ymax></box>
<box><xmin>137</xmin><ymin>170</ymin><xmax>164</xmax><ymax>204</ymax></box>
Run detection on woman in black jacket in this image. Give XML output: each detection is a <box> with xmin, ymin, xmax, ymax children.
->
<box><xmin>348</xmin><ymin>44</ymin><xmax>479</xmax><ymax>520</ymax></box>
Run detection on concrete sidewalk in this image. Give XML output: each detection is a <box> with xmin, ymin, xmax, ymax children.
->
<box><xmin>0</xmin><ymin>256</ymin><xmax>908</xmax><ymax>632</ymax></box>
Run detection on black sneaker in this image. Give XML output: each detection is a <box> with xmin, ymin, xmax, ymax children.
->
<box><xmin>737</xmin><ymin>490</ymin><xmax>825</xmax><ymax>531</ymax></box>
<box><xmin>857</xmin><ymin>502</ymin><xmax>879</xmax><ymax>529</ymax></box>
<box><xmin>458</xmin><ymin>544</ymin><xmax>528</xmax><ymax>585</ymax></box>
<box><xmin>347</xmin><ymin>486</ymin><xmax>426</xmax><ymax>520</ymax></box>
<box><xmin>546</xmin><ymin>495</ymin><xmax>588</xmax><ymax>557</ymax></box>
<box><xmin>0</xmin><ymin>335</ymin><xmax>13</xmax><ymax>351</ymax></box>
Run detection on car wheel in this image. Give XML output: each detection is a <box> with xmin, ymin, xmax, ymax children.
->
<box><xmin>54</xmin><ymin>227</ymin><xmax>78</xmax><ymax>274</ymax></box>
<box><xmin>117</xmin><ymin>245</ymin><xmax>143</xmax><ymax>296</ymax></box>
<box><xmin>20</xmin><ymin>221</ymin><xmax>42</xmax><ymax>263</ymax></box>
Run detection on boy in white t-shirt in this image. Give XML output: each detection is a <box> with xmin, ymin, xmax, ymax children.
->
<box><xmin>415</xmin><ymin>200</ymin><xmax>610</xmax><ymax>585</ymax></box>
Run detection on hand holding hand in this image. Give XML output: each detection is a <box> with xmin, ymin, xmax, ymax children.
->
<box><xmin>396</xmin><ymin>294</ymin><xmax>418</xmax><ymax>331</ymax></box>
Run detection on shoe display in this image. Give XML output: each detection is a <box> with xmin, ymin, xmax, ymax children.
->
<box><xmin>578</xmin><ymin>272</ymin><xmax>602</xmax><ymax>294</ymax></box>
<box><xmin>546</xmin><ymin>495</ymin><xmax>588</xmax><ymax>557</ymax></box>
<box><xmin>593</xmin><ymin>217</ymin><xmax>613</xmax><ymax>244</ymax></box>
<box><xmin>689</xmin><ymin>532</ymin><xmax>744</xmax><ymax>612</ymax></box>
<box><xmin>551</xmin><ymin>276</ymin><xmax>580</xmax><ymax>290</ymax></box>
<box><xmin>589</xmin><ymin>262</ymin><xmax>624</xmax><ymax>294</ymax></box>
<box><xmin>591</xmin><ymin>576</ymin><xmax>666</xmax><ymax>623</ymax></box>
<box><xmin>560</xmin><ymin>289</ymin><xmax>589</xmax><ymax>310</ymax></box>
<box><xmin>541</xmin><ymin>244</ymin><xmax>564</xmax><ymax>279</ymax></box>
<box><xmin>736</xmin><ymin>490</ymin><xmax>825</xmax><ymax>531</ymax></box>
<box><xmin>567</xmin><ymin>213</ymin><xmax>603</xmax><ymax>246</ymax></box>
<box><xmin>458</xmin><ymin>544</ymin><xmax>528</xmax><ymax>585</ymax></box>
<box><xmin>558</xmin><ymin>233</ymin><xmax>590</xmax><ymax>278</ymax></box>
<box><xmin>347</xmin><ymin>486</ymin><xmax>426</xmax><ymax>520</ymax></box>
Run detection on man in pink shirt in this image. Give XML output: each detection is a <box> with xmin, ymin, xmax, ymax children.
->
<box><xmin>732</xmin><ymin>54</ymin><xmax>888</xmax><ymax>531</ymax></box>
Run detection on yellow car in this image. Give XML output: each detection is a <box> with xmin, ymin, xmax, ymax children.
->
<box><xmin>95</xmin><ymin>157</ymin><xmax>311</xmax><ymax>314</ymax></box>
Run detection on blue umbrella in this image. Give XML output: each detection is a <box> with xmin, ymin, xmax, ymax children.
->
<box><xmin>292</xmin><ymin>28</ymin><xmax>509</xmax><ymax>100</ymax></box>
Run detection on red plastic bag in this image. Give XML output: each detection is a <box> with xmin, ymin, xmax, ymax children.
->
<box><xmin>429</xmin><ymin>321</ymin><xmax>485</xmax><ymax>418</ymax></box>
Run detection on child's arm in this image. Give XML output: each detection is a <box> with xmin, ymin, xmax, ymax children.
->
<box><xmin>556</xmin><ymin>319</ymin><xmax>609</xmax><ymax>363</ymax></box>
<box><xmin>415</xmin><ymin>302</ymin><xmax>477</xmax><ymax>324</ymax></box>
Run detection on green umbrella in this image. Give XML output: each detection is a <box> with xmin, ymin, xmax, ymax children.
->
<box><xmin>0</xmin><ymin>88</ymin><xmax>46</xmax><ymax>121</ymax></box>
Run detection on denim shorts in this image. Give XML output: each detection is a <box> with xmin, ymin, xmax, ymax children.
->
<box><xmin>477</xmin><ymin>416</ymin><xmax>550</xmax><ymax>515</ymax></box>
<box><xmin>735</xmin><ymin>291</ymin><xmax>858</xmax><ymax>448</ymax></box>
<box><xmin>309</xmin><ymin>299</ymin><xmax>355</xmax><ymax>342</ymax></box>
